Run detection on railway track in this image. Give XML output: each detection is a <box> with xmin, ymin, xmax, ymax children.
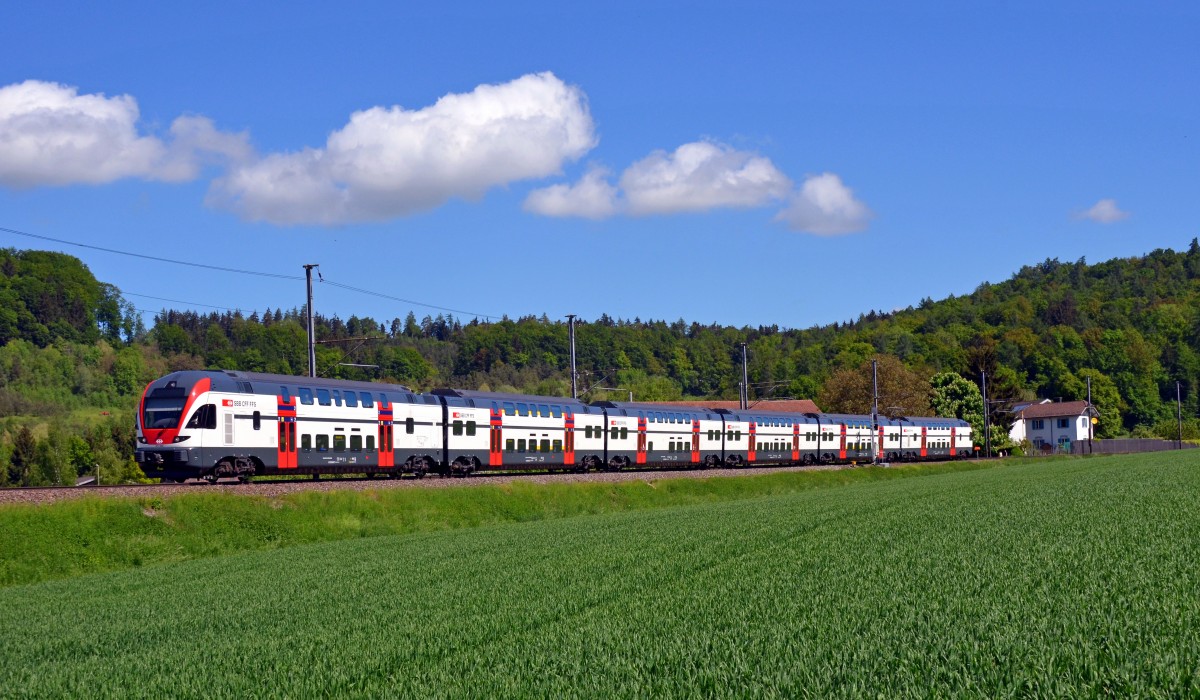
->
<box><xmin>0</xmin><ymin>463</ymin><xmax>849</xmax><ymax>506</ymax></box>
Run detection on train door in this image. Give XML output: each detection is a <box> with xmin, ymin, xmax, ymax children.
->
<box><xmin>748</xmin><ymin>421</ymin><xmax>757</xmax><ymax>462</ymax></box>
<box><xmin>792</xmin><ymin>422</ymin><xmax>800</xmax><ymax>462</ymax></box>
<box><xmin>564</xmin><ymin>409</ymin><xmax>575</xmax><ymax>468</ymax></box>
<box><xmin>489</xmin><ymin>403</ymin><xmax>503</xmax><ymax>467</ymax></box>
<box><xmin>691</xmin><ymin>419</ymin><xmax>700</xmax><ymax>464</ymax></box>
<box><xmin>920</xmin><ymin>426</ymin><xmax>928</xmax><ymax>458</ymax></box>
<box><xmin>277</xmin><ymin>396</ymin><xmax>297</xmax><ymax>469</ymax></box>
<box><xmin>636</xmin><ymin>415</ymin><xmax>647</xmax><ymax>464</ymax></box>
<box><xmin>839</xmin><ymin>423</ymin><xmax>847</xmax><ymax>461</ymax></box>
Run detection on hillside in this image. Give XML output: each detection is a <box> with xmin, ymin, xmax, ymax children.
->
<box><xmin>1</xmin><ymin>242</ymin><xmax>1199</xmax><ymax>484</ymax></box>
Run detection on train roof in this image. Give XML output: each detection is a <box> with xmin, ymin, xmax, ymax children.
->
<box><xmin>431</xmin><ymin>388</ymin><xmax>589</xmax><ymax>406</ymax></box>
<box><xmin>898</xmin><ymin>416</ymin><xmax>971</xmax><ymax>428</ymax></box>
<box><xmin>592</xmin><ymin>401</ymin><xmax>724</xmax><ymax>420</ymax></box>
<box><xmin>151</xmin><ymin>369</ymin><xmax>412</xmax><ymax>395</ymax></box>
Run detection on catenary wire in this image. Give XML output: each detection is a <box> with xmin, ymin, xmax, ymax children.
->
<box><xmin>1</xmin><ymin>225</ymin><xmax>496</xmax><ymax>319</ymax></box>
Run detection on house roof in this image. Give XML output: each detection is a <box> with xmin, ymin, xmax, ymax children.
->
<box><xmin>652</xmin><ymin>399</ymin><xmax>822</xmax><ymax>414</ymax></box>
<box><xmin>1017</xmin><ymin>400</ymin><xmax>1098</xmax><ymax>419</ymax></box>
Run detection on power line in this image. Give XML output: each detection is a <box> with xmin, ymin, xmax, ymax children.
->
<box><xmin>1</xmin><ymin>225</ymin><xmax>496</xmax><ymax>319</ymax></box>
<box><xmin>0</xmin><ymin>226</ymin><xmax>302</xmax><ymax>280</ymax></box>
<box><xmin>124</xmin><ymin>292</ymin><xmax>244</xmax><ymax>312</ymax></box>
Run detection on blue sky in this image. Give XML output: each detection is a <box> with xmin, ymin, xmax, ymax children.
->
<box><xmin>2</xmin><ymin>1</ymin><xmax>1197</xmax><ymax>329</ymax></box>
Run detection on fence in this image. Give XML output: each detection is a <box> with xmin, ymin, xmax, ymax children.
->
<box><xmin>1070</xmin><ymin>439</ymin><xmax>1199</xmax><ymax>455</ymax></box>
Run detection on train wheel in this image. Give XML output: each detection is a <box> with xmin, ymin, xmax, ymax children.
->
<box><xmin>607</xmin><ymin>457</ymin><xmax>623</xmax><ymax>472</ymax></box>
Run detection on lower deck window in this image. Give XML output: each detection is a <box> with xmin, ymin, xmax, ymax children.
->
<box><xmin>301</xmin><ymin>434</ymin><xmax>312</xmax><ymax>450</ymax></box>
<box><xmin>316</xmin><ymin>435</ymin><xmax>328</xmax><ymax>451</ymax></box>
<box><xmin>333</xmin><ymin>435</ymin><xmax>346</xmax><ymax>452</ymax></box>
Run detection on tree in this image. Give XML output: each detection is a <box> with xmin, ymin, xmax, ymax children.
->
<box><xmin>819</xmin><ymin>355</ymin><xmax>933</xmax><ymax>416</ymax></box>
<box><xmin>930</xmin><ymin>372</ymin><xmax>985</xmax><ymax>447</ymax></box>
<box><xmin>8</xmin><ymin>425</ymin><xmax>36</xmax><ymax>485</ymax></box>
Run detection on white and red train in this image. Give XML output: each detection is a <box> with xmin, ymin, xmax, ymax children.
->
<box><xmin>135</xmin><ymin>370</ymin><xmax>974</xmax><ymax>482</ymax></box>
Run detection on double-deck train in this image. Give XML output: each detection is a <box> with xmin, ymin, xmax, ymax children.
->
<box><xmin>135</xmin><ymin>370</ymin><xmax>974</xmax><ymax>482</ymax></box>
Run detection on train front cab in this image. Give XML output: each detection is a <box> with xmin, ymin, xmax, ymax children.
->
<box><xmin>136</xmin><ymin>372</ymin><xmax>225</xmax><ymax>481</ymax></box>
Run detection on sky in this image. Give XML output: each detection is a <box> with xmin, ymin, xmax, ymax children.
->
<box><xmin>1</xmin><ymin>1</ymin><xmax>1198</xmax><ymax>330</ymax></box>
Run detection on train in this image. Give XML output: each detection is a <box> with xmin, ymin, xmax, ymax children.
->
<box><xmin>135</xmin><ymin>369</ymin><xmax>974</xmax><ymax>482</ymax></box>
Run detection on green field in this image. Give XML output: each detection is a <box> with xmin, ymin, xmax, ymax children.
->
<box><xmin>1</xmin><ymin>453</ymin><xmax>1198</xmax><ymax>696</ymax></box>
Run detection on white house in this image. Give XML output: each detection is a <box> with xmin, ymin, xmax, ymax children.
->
<box><xmin>1009</xmin><ymin>400</ymin><xmax>1099</xmax><ymax>452</ymax></box>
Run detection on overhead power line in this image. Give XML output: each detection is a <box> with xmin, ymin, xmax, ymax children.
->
<box><xmin>1</xmin><ymin>225</ymin><xmax>496</xmax><ymax>319</ymax></box>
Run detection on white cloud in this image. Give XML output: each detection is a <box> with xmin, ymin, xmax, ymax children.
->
<box><xmin>0</xmin><ymin>80</ymin><xmax>247</xmax><ymax>187</ymax></box>
<box><xmin>618</xmin><ymin>141</ymin><xmax>792</xmax><ymax>216</ymax></box>
<box><xmin>523</xmin><ymin>166</ymin><xmax>619</xmax><ymax>219</ymax></box>
<box><xmin>775</xmin><ymin>173</ymin><xmax>872</xmax><ymax>235</ymax></box>
<box><xmin>1077</xmin><ymin>198</ymin><xmax>1129</xmax><ymax>224</ymax></box>
<box><xmin>209</xmin><ymin>72</ymin><xmax>596</xmax><ymax>225</ymax></box>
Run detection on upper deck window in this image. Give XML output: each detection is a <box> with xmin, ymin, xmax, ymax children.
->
<box><xmin>317</xmin><ymin>389</ymin><xmax>331</xmax><ymax>406</ymax></box>
<box><xmin>345</xmin><ymin>391</ymin><xmax>358</xmax><ymax>408</ymax></box>
<box><xmin>299</xmin><ymin>388</ymin><xmax>314</xmax><ymax>405</ymax></box>
<box><xmin>361</xmin><ymin>393</ymin><xmax>374</xmax><ymax>408</ymax></box>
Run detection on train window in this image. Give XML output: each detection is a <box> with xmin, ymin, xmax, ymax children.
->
<box><xmin>333</xmin><ymin>435</ymin><xmax>346</xmax><ymax>452</ymax></box>
<box><xmin>517</xmin><ymin>439</ymin><xmax>527</xmax><ymax>452</ymax></box>
<box><xmin>317</xmin><ymin>389</ymin><xmax>331</xmax><ymax>406</ymax></box>
<box><xmin>506</xmin><ymin>439</ymin><xmax>515</xmax><ymax>452</ymax></box>
<box><xmin>466</xmin><ymin>421</ymin><xmax>476</xmax><ymax>436</ymax></box>
<box><xmin>620</xmin><ymin>427</ymin><xmax>628</xmax><ymax>440</ymax></box>
<box><xmin>345</xmin><ymin>392</ymin><xmax>358</xmax><ymax>407</ymax></box>
<box><xmin>726</xmin><ymin>430</ymin><xmax>733</xmax><ymax>440</ymax></box>
<box><xmin>551</xmin><ymin>405</ymin><xmax>562</xmax><ymax>418</ymax></box>
<box><xmin>669</xmin><ymin>440</ymin><xmax>676</xmax><ymax>452</ymax></box>
<box><xmin>405</xmin><ymin>417</ymin><xmax>415</xmax><ymax>435</ymax></box>
<box><xmin>185</xmin><ymin>404</ymin><xmax>216</xmax><ymax>430</ymax></box>
<box><xmin>452</xmin><ymin>420</ymin><xmax>463</xmax><ymax>436</ymax></box>
<box><xmin>332</xmin><ymin>390</ymin><xmax>341</xmax><ymax>406</ymax></box>
<box><xmin>366</xmin><ymin>435</ymin><xmax>375</xmax><ymax>451</ymax></box>
<box><xmin>378</xmin><ymin>393</ymin><xmax>388</xmax><ymax>406</ymax></box>
<box><xmin>504</xmin><ymin>402</ymin><xmax>515</xmax><ymax>415</ymax></box>
<box><xmin>280</xmin><ymin>387</ymin><xmax>291</xmax><ymax>403</ymax></box>
<box><xmin>539</xmin><ymin>404</ymin><xmax>549</xmax><ymax>417</ymax></box>
<box><xmin>584</xmin><ymin>426</ymin><xmax>591</xmax><ymax>438</ymax></box>
<box><xmin>301</xmin><ymin>434</ymin><xmax>311</xmax><ymax>450</ymax></box>
<box><xmin>610</xmin><ymin>426</ymin><xmax>618</xmax><ymax>439</ymax></box>
<box><xmin>736</xmin><ymin>430</ymin><xmax>743</xmax><ymax>441</ymax></box>
<box><xmin>552</xmin><ymin>439</ymin><xmax>562</xmax><ymax>452</ymax></box>
<box><xmin>350</xmin><ymin>435</ymin><xmax>362</xmax><ymax>451</ymax></box>
<box><xmin>300</xmin><ymin>388</ymin><xmax>314</xmax><ymax>405</ymax></box>
<box><xmin>517</xmin><ymin>403</ymin><xmax>528</xmax><ymax>416</ymax></box>
<box><xmin>648</xmin><ymin>442</ymin><xmax>653</xmax><ymax>452</ymax></box>
<box><xmin>252</xmin><ymin>411</ymin><xmax>261</xmax><ymax>431</ymax></box>
<box><xmin>316</xmin><ymin>435</ymin><xmax>329</xmax><ymax>451</ymax></box>
<box><xmin>361</xmin><ymin>393</ymin><xmax>373</xmax><ymax>408</ymax></box>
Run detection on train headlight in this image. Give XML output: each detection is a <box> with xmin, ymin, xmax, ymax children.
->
<box><xmin>172</xmin><ymin>436</ymin><xmax>191</xmax><ymax>443</ymax></box>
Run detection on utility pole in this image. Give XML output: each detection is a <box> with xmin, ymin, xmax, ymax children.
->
<box><xmin>1178</xmin><ymin>381</ymin><xmax>1184</xmax><ymax>450</ymax></box>
<box><xmin>740</xmin><ymin>343</ymin><xmax>749</xmax><ymax>410</ymax></box>
<box><xmin>567</xmin><ymin>314</ymin><xmax>578</xmax><ymax>399</ymax></box>
<box><xmin>871</xmin><ymin>359</ymin><xmax>880</xmax><ymax>465</ymax></box>
<box><xmin>981</xmin><ymin>370</ymin><xmax>991</xmax><ymax>458</ymax></box>
<box><xmin>1087</xmin><ymin>375</ymin><xmax>1094</xmax><ymax>455</ymax></box>
<box><xmin>303</xmin><ymin>264</ymin><xmax>319</xmax><ymax>378</ymax></box>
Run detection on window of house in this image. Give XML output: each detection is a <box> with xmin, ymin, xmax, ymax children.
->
<box><xmin>1057</xmin><ymin>418</ymin><xmax>1069</xmax><ymax>429</ymax></box>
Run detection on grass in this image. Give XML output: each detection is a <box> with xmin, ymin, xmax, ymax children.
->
<box><xmin>0</xmin><ymin>459</ymin><xmax>992</xmax><ymax>588</ymax></box>
<box><xmin>1</xmin><ymin>452</ymin><xmax>1198</xmax><ymax>696</ymax></box>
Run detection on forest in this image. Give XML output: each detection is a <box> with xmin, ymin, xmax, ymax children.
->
<box><xmin>2</xmin><ymin>241</ymin><xmax>1198</xmax><ymax>486</ymax></box>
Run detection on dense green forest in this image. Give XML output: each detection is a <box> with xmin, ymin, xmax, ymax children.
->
<box><xmin>2</xmin><ymin>242</ymin><xmax>1198</xmax><ymax>485</ymax></box>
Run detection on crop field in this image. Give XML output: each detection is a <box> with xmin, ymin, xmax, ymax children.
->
<box><xmin>1</xmin><ymin>452</ymin><xmax>1198</xmax><ymax>696</ymax></box>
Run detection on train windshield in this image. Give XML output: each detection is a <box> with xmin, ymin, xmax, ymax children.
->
<box><xmin>143</xmin><ymin>389</ymin><xmax>186</xmax><ymax>429</ymax></box>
